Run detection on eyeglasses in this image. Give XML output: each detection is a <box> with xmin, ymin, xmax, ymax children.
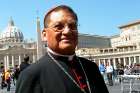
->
<box><xmin>47</xmin><ymin>22</ymin><xmax>78</xmax><ymax>32</ymax></box>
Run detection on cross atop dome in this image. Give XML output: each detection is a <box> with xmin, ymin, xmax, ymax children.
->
<box><xmin>8</xmin><ymin>16</ymin><xmax>14</xmax><ymax>27</ymax></box>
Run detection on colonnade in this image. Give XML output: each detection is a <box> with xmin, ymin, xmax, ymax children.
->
<box><xmin>3</xmin><ymin>54</ymin><xmax>36</xmax><ymax>70</ymax></box>
<box><xmin>97</xmin><ymin>56</ymin><xmax>140</xmax><ymax>69</ymax></box>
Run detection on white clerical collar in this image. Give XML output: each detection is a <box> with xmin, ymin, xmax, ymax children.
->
<box><xmin>47</xmin><ymin>47</ymin><xmax>75</xmax><ymax>61</ymax></box>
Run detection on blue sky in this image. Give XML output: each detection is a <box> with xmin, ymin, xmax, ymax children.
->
<box><xmin>0</xmin><ymin>0</ymin><xmax>140</xmax><ymax>40</ymax></box>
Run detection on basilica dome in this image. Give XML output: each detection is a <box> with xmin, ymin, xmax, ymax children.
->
<box><xmin>0</xmin><ymin>18</ymin><xmax>24</xmax><ymax>43</ymax></box>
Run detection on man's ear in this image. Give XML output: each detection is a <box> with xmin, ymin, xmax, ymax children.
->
<box><xmin>42</xmin><ymin>29</ymin><xmax>47</xmax><ymax>41</ymax></box>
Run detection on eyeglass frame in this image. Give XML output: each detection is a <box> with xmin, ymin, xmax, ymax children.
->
<box><xmin>46</xmin><ymin>21</ymin><xmax>79</xmax><ymax>32</ymax></box>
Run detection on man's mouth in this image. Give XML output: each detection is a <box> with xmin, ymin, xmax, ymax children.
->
<box><xmin>61</xmin><ymin>38</ymin><xmax>72</xmax><ymax>42</ymax></box>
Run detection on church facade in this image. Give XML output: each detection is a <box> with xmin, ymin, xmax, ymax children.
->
<box><xmin>0</xmin><ymin>18</ymin><xmax>37</xmax><ymax>70</ymax></box>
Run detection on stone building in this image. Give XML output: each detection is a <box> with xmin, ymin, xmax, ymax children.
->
<box><xmin>78</xmin><ymin>33</ymin><xmax>111</xmax><ymax>48</ymax></box>
<box><xmin>76</xmin><ymin>19</ymin><xmax>140</xmax><ymax>69</ymax></box>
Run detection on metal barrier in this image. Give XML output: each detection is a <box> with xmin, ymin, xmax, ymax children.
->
<box><xmin>120</xmin><ymin>74</ymin><xmax>140</xmax><ymax>93</ymax></box>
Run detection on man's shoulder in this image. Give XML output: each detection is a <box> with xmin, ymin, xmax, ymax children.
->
<box><xmin>20</xmin><ymin>55</ymin><xmax>49</xmax><ymax>75</ymax></box>
<box><xmin>78</xmin><ymin>57</ymin><xmax>97</xmax><ymax>67</ymax></box>
<box><xmin>30</xmin><ymin>55</ymin><xmax>49</xmax><ymax>67</ymax></box>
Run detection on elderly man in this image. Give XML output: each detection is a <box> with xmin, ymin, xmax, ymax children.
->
<box><xmin>16</xmin><ymin>5</ymin><xmax>109</xmax><ymax>93</ymax></box>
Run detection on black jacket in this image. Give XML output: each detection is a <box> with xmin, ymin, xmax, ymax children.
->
<box><xmin>20</xmin><ymin>62</ymin><xmax>30</xmax><ymax>72</ymax></box>
<box><xmin>16</xmin><ymin>53</ymin><xmax>109</xmax><ymax>93</ymax></box>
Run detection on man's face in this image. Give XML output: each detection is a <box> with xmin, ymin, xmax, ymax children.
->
<box><xmin>43</xmin><ymin>10</ymin><xmax>78</xmax><ymax>55</ymax></box>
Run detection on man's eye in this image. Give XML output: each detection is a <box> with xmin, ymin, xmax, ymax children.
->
<box><xmin>54</xmin><ymin>24</ymin><xmax>64</xmax><ymax>30</ymax></box>
<box><xmin>69</xmin><ymin>24</ymin><xmax>77</xmax><ymax>30</ymax></box>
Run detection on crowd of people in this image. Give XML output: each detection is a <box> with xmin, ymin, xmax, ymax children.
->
<box><xmin>0</xmin><ymin>65</ymin><xmax>19</xmax><ymax>91</ymax></box>
<box><xmin>99</xmin><ymin>62</ymin><xmax>114</xmax><ymax>86</ymax></box>
<box><xmin>0</xmin><ymin>55</ymin><xmax>30</xmax><ymax>91</ymax></box>
<box><xmin>98</xmin><ymin>61</ymin><xmax>140</xmax><ymax>86</ymax></box>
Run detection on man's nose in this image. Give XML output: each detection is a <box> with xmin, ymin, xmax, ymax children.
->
<box><xmin>63</xmin><ymin>26</ymin><xmax>71</xmax><ymax>33</ymax></box>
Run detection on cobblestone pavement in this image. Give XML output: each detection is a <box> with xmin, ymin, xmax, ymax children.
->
<box><xmin>0</xmin><ymin>84</ymin><xmax>15</xmax><ymax>93</ymax></box>
<box><xmin>107</xmin><ymin>83</ymin><xmax>121</xmax><ymax>93</ymax></box>
<box><xmin>0</xmin><ymin>82</ymin><xmax>122</xmax><ymax>93</ymax></box>
<box><xmin>0</xmin><ymin>80</ymin><xmax>139</xmax><ymax>93</ymax></box>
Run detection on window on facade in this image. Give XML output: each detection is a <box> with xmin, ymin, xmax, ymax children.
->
<box><xmin>100</xmin><ymin>50</ymin><xmax>103</xmax><ymax>53</ymax></box>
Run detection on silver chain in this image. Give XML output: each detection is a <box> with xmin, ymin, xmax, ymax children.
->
<box><xmin>48</xmin><ymin>52</ymin><xmax>91</xmax><ymax>93</ymax></box>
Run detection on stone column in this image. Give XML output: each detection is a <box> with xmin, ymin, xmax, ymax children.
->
<box><xmin>129</xmin><ymin>57</ymin><xmax>131</xmax><ymax>66</ymax></box>
<box><xmin>113</xmin><ymin>58</ymin><xmax>116</xmax><ymax>69</ymax></box>
<box><xmin>118</xmin><ymin>58</ymin><xmax>121</xmax><ymax>64</ymax></box>
<box><xmin>123</xmin><ymin>57</ymin><xmax>126</xmax><ymax>66</ymax></box>
<box><xmin>98</xmin><ymin>59</ymin><xmax>101</xmax><ymax>66</ymax></box>
<box><xmin>33</xmin><ymin>54</ymin><xmax>35</xmax><ymax>63</ymax></box>
<box><xmin>7</xmin><ymin>55</ymin><xmax>9</xmax><ymax>69</ymax></box>
<box><xmin>19</xmin><ymin>55</ymin><xmax>21</xmax><ymax>66</ymax></box>
<box><xmin>4</xmin><ymin>56</ymin><xmax>7</xmax><ymax>70</ymax></box>
<box><xmin>12</xmin><ymin>55</ymin><xmax>14</xmax><ymax>67</ymax></box>
<box><xmin>134</xmin><ymin>56</ymin><xmax>136</xmax><ymax>63</ymax></box>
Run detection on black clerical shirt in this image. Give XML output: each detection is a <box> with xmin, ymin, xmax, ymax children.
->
<box><xmin>49</xmin><ymin>53</ymin><xmax>89</xmax><ymax>93</ymax></box>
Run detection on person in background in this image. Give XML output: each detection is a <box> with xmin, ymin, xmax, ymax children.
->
<box><xmin>16</xmin><ymin>5</ymin><xmax>109</xmax><ymax>93</ymax></box>
<box><xmin>99</xmin><ymin>61</ymin><xmax>106</xmax><ymax>80</ymax></box>
<box><xmin>19</xmin><ymin>55</ymin><xmax>30</xmax><ymax>72</ymax></box>
<box><xmin>1</xmin><ymin>67</ymin><xmax>6</xmax><ymax>89</ymax></box>
<box><xmin>5</xmin><ymin>69</ymin><xmax>11</xmax><ymax>91</ymax></box>
<box><xmin>124</xmin><ymin>65</ymin><xmax>131</xmax><ymax>75</ymax></box>
<box><xmin>12</xmin><ymin>65</ymin><xmax>20</xmax><ymax>85</ymax></box>
<box><xmin>106</xmin><ymin>62</ymin><xmax>113</xmax><ymax>86</ymax></box>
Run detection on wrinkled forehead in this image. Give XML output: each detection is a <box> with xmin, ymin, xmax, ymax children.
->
<box><xmin>49</xmin><ymin>10</ymin><xmax>76</xmax><ymax>24</ymax></box>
